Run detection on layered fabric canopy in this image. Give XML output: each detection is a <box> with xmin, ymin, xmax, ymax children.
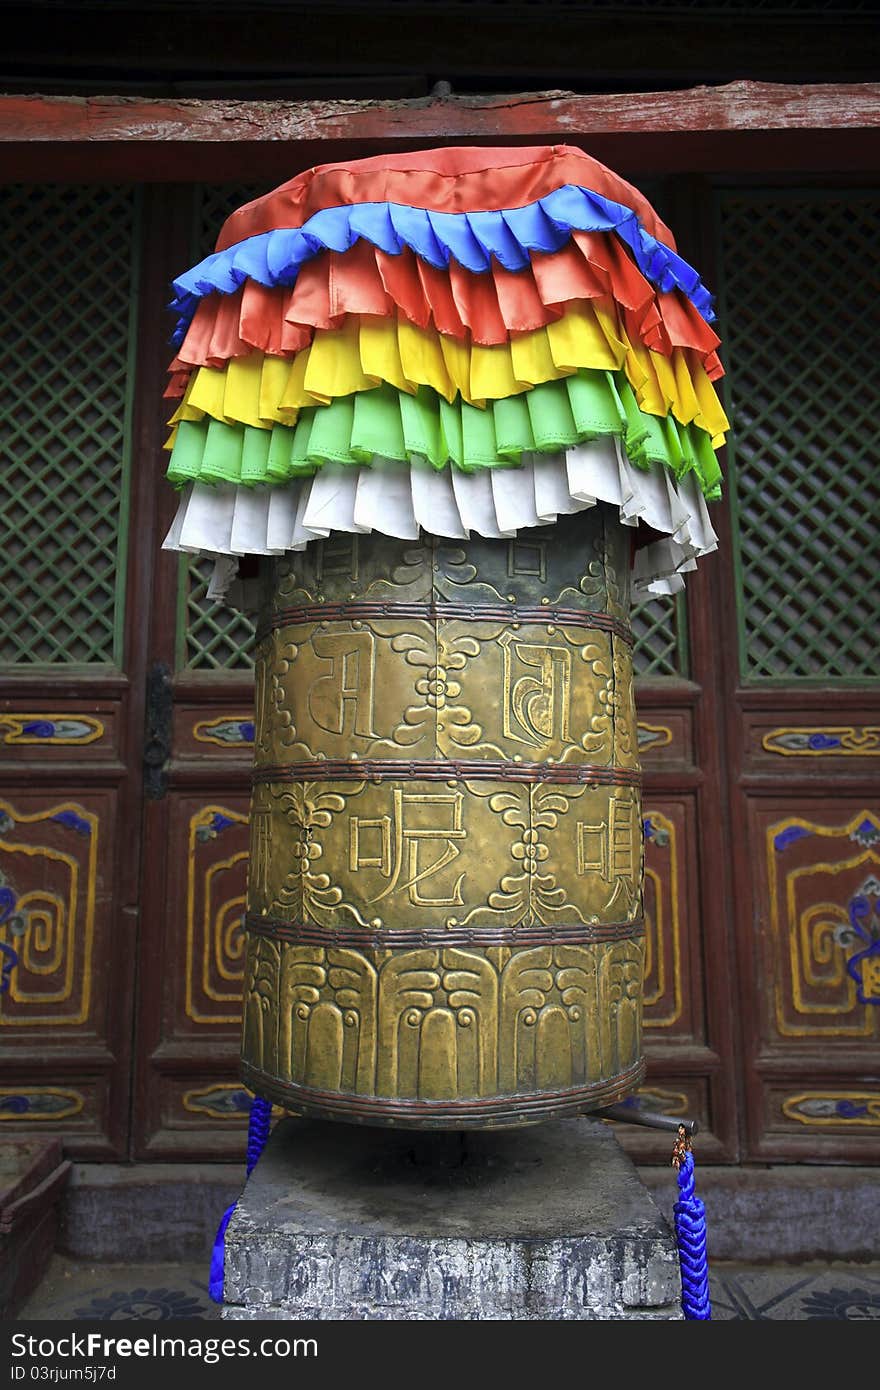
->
<box><xmin>161</xmin><ymin>145</ymin><xmax>727</xmax><ymax>602</ymax></box>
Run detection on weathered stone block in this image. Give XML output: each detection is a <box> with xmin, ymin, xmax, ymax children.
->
<box><xmin>223</xmin><ymin>1116</ymin><xmax>682</xmax><ymax>1320</ymax></box>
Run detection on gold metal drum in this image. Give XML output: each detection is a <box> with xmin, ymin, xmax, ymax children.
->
<box><xmin>241</xmin><ymin>507</ymin><xmax>645</xmax><ymax>1127</ymax></box>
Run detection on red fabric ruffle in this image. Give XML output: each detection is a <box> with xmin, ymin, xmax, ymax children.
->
<box><xmin>215</xmin><ymin>144</ymin><xmax>675</xmax><ymax>252</ymax></box>
<box><xmin>170</xmin><ymin>231</ymin><xmax>721</xmax><ymax>386</ymax></box>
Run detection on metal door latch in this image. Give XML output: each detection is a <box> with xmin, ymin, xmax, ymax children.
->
<box><xmin>143</xmin><ymin>661</ymin><xmax>173</xmax><ymax>800</ymax></box>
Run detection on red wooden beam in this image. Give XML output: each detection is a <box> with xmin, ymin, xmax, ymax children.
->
<box><xmin>1</xmin><ymin>80</ymin><xmax>878</xmax><ymax>181</ymax></box>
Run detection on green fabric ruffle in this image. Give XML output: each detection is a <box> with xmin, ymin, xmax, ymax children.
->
<box><xmin>167</xmin><ymin>370</ymin><xmax>722</xmax><ymax>500</ymax></box>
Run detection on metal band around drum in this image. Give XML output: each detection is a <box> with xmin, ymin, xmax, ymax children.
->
<box><xmin>259</xmin><ymin>601</ymin><xmax>634</xmax><ymax>646</ymax></box>
<box><xmin>252</xmin><ymin>759</ymin><xmax>643</xmax><ymax>786</ymax></box>
<box><xmin>244</xmin><ymin>912</ymin><xmax>645</xmax><ymax>950</ymax></box>
<box><xmin>241</xmin><ymin>1056</ymin><xmax>647</xmax><ymax>1128</ymax></box>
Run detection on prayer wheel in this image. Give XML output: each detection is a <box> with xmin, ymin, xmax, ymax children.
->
<box><xmin>160</xmin><ymin>143</ymin><xmax>727</xmax><ymax>1129</ymax></box>
<box><xmin>240</xmin><ymin>508</ymin><xmax>645</xmax><ymax>1127</ymax></box>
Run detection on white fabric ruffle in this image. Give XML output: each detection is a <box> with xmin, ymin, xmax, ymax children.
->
<box><xmin>162</xmin><ymin>438</ymin><xmax>717</xmax><ymax>606</ymax></box>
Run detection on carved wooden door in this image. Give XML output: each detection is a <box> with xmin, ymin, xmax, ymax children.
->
<box><xmin>0</xmin><ymin>175</ymin><xmax>736</xmax><ymax>1163</ymax></box>
<box><xmin>711</xmin><ymin>184</ymin><xmax>880</xmax><ymax>1160</ymax></box>
<box><xmin>132</xmin><ymin>185</ymin><xmax>264</xmax><ymax>1158</ymax></box>
<box><xmin>0</xmin><ymin>183</ymin><xmax>156</xmax><ymax>1156</ymax></box>
<box><xmin>132</xmin><ymin>554</ymin><xmax>258</xmax><ymax>1156</ymax></box>
<box><xmin>4</xmin><ymin>170</ymin><xmax>875</xmax><ymax>1167</ymax></box>
<box><xmin>0</xmin><ymin>179</ymin><xmax>262</xmax><ymax>1161</ymax></box>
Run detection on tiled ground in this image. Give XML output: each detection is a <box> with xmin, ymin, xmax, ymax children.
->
<box><xmin>710</xmin><ymin>1263</ymin><xmax>880</xmax><ymax>1321</ymax></box>
<box><xmin>15</xmin><ymin>1255</ymin><xmax>880</xmax><ymax>1320</ymax></box>
<box><xmin>17</xmin><ymin>1258</ymin><xmax>221</xmax><ymax>1321</ymax></box>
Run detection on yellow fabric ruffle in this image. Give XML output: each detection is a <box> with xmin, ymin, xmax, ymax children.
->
<box><xmin>169</xmin><ymin>302</ymin><xmax>729</xmax><ymax>445</ymax></box>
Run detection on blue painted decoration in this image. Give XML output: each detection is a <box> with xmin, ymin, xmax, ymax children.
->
<box><xmin>643</xmin><ymin>816</ymin><xmax>670</xmax><ymax>848</ymax></box>
<box><xmin>0</xmin><ymin>880</ymin><xmax>22</xmax><ymax>995</ymax></box>
<box><xmin>0</xmin><ymin>1096</ymin><xmax>29</xmax><ymax>1114</ymax></box>
<box><xmin>852</xmin><ymin>817</ymin><xmax>880</xmax><ymax>848</ymax></box>
<box><xmin>843</xmin><ymin>893</ymin><xmax>880</xmax><ymax>1006</ymax></box>
<box><xmin>0</xmin><ymin>1092</ymin><xmax>77</xmax><ymax>1116</ymax></box>
<box><xmin>212</xmin><ymin>720</ymin><xmax>255</xmax><ymax>745</ymax></box>
<box><xmin>836</xmin><ymin>1100</ymin><xmax>870</xmax><ymax>1119</ymax></box>
<box><xmin>196</xmin><ymin>812</ymin><xmax>238</xmax><ymax>843</ymax></box>
<box><xmin>187</xmin><ymin>1086</ymin><xmax>253</xmax><ymax>1117</ymax></box>
<box><xmin>20</xmin><ymin>719</ymin><xmax>97</xmax><ymax>742</ymax></box>
<box><xmin>51</xmin><ymin>810</ymin><xmax>91</xmax><ymax>836</ymax></box>
<box><xmin>774</xmin><ymin>825</ymin><xmax>812</xmax><ymax>852</ymax></box>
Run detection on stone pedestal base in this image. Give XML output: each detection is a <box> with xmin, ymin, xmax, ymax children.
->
<box><xmin>222</xmin><ymin>1116</ymin><xmax>682</xmax><ymax>1320</ymax></box>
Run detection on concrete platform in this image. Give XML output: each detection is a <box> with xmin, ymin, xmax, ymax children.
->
<box><xmin>221</xmin><ymin>1115</ymin><xmax>683</xmax><ymax>1320</ymax></box>
<box><xmin>55</xmin><ymin>1159</ymin><xmax>880</xmax><ymax>1265</ymax></box>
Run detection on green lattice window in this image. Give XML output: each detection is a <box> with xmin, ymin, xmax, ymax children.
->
<box><xmin>632</xmin><ymin>594</ymin><xmax>688</xmax><ymax>679</ymax></box>
<box><xmin>1</xmin><ymin>185</ymin><xmax>138</xmax><ymax>666</ymax></box>
<box><xmin>177</xmin><ymin>555</ymin><xmax>256</xmax><ymax>671</ymax></box>
<box><xmin>718</xmin><ymin>189</ymin><xmax>878</xmax><ymax>682</ymax></box>
<box><xmin>193</xmin><ymin>182</ymin><xmax>270</xmax><ymax>261</ymax></box>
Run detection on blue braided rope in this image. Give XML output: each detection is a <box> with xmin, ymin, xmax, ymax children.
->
<box><xmin>209</xmin><ymin>1094</ymin><xmax>274</xmax><ymax>1303</ymax></box>
<box><xmin>208</xmin><ymin>1203</ymin><xmax>236</xmax><ymax>1303</ymax></box>
<box><xmin>674</xmin><ymin>1151</ymin><xmax>712</xmax><ymax>1320</ymax></box>
<box><xmin>246</xmin><ymin>1096</ymin><xmax>273</xmax><ymax>1176</ymax></box>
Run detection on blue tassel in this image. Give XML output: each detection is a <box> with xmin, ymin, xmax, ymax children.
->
<box><xmin>208</xmin><ymin>1202</ymin><xmax>236</xmax><ymax>1304</ymax></box>
<box><xmin>246</xmin><ymin>1096</ymin><xmax>273</xmax><ymax>1176</ymax></box>
<box><xmin>208</xmin><ymin>1095</ymin><xmax>275</xmax><ymax>1305</ymax></box>
<box><xmin>674</xmin><ymin>1151</ymin><xmax>712</xmax><ymax>1320</ymax></box>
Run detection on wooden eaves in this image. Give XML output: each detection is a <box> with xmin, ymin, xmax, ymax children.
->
<box><xmin>0</xmin><ymin>79</ymin><xmax>878</xmax><ymax>181</ymax></box>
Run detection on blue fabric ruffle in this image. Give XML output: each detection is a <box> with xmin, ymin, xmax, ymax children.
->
<box><xmin>169</xmin><ymin>184</ymin><xmax>716</xmax><ymax>345</ymax></box>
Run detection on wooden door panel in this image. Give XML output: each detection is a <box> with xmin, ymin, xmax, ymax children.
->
<box><xmin>755</xmin><ymin>799</ymin><xmax>880</xmax><ymax>1049</ymax></box>
<box><xmin>134</xmin><ymin>575</ymin><xmax>256</xmax><ymax>1156</ymax></box>
<box><xmin>762</xmin><ymin>1082</ymin><xmax>880</xmax><ymax>1149</ymax></box>
<box><xmin>616</xmin><ymin>717</ymin><xmax>733</xmax><ymax>1163</ymax></box>
<box><xmin>616</xmin><ymin>176</ymin><xmax>743</xmax><ymax>1162</ymax></box>
<box><xmin>0</xmin><ymin>790</ymin><xmax>107</xmax><ymax>1030</ymax></box>
<box><xmin>172</xmin><ymin>796</ymin><xmax>250</xmax><ymax>1032</ymax></box>
<box><xmin>642</xmin><ymin>796</ymin><xmax>703</xmax><ymax>1041</ymax></box>
<box><xmin>0</xmin><ymin>180</ymin><xmax>157</xmax><ymax>1157</ymax></box>
<box><xmin>135</xmin><ymin>726</ymin><xmax>253</xmax><ymax>1158</ymax></box>
<box><xmin>715</xmin><ymin>183</ymin><xmax>880</xmax><ymax>1162</ymax></box>
<box><xmin>743</xmin><ymin>711</ymin><xmax>880</xmax><ymax>766</ymax></box>
<box><xmin>741</xmin><ymin>793</ymin><xmax>880</xmax><ymax>1160</ymax></box>
<box><xmin>0</xmin><ymin>706</ymin><xmax>118</xmax><ymax>762</ymax></box>
<box><xmin>0</xmin><ymin>786</ymin><xmax>116</xmax><ymax>1149</ymax></box>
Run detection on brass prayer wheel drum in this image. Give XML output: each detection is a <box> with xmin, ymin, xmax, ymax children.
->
<box><xmin>241</xmin><ymin>507</ymin><xmax>645</xmax><ymax>1128</ymax></box>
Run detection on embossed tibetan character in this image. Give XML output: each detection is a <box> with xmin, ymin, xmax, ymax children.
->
<box><xmin>241</xmin><ymin>512</ymin><xmax>646</xmax><ymax>1127</ymax></box>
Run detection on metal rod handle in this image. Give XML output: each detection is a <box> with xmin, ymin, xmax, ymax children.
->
<box><xmin>594</xmin><ymin>1104</ymin><xmax>700</xmax><ymax>1137</ymax></box>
